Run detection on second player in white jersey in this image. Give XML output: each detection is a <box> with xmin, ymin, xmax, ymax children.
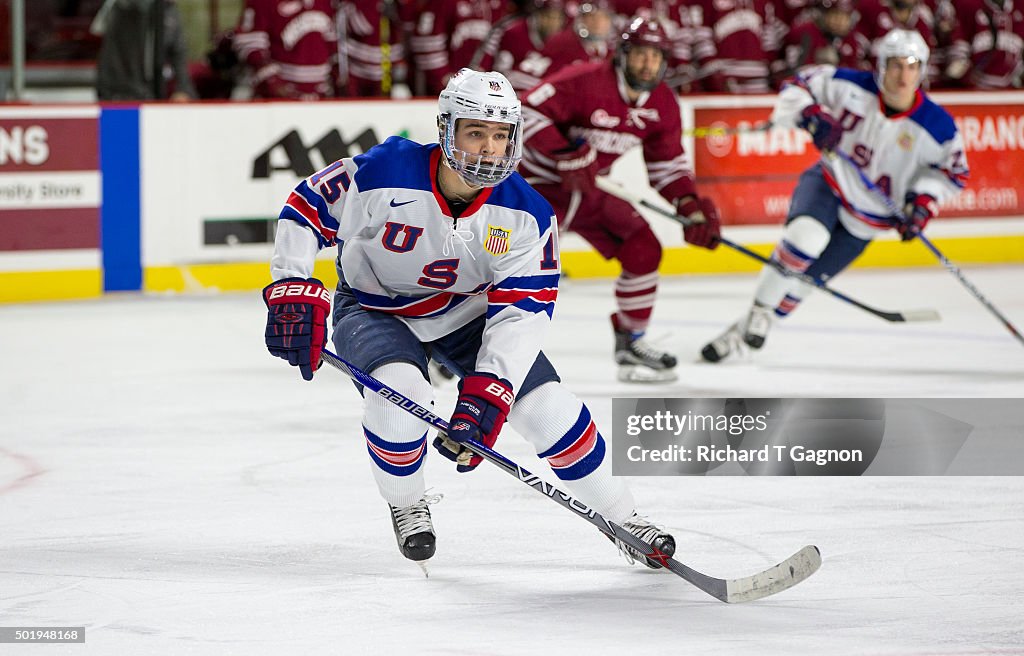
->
<box><xmin>702</xmin><ymin>29</ymin><xmax>969</xmax><ymax>363</ymax></box>
<box><xmin>773</xmin><ymin>63</ymin><xmax>968</xmax><ymax>241</ymax></box>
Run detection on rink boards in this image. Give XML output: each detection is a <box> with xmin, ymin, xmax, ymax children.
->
<box><xmin>2</xmin><ymin>94</ymin><xmax>1024</xmax><ymax>303</ymax></box>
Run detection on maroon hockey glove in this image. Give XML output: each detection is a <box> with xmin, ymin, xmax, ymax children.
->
<box><xmin>677</xmin><ymin>196</ymin><xmax>722</xmax><ymax>250</ymax></box>
<box><xmin>552</xmin><ymin>140</ymin><xmax>599</xmax><ymax>194</ymax></box>
<box><xmin>799</xmin><ymin>104</ymin><xmax>844</xmax><ymax>152</ymax></box>
<box><xmin>897</xmin><ymin>193</ymin><xmax>937</xmax><ymax>242</ymax></box>
<box><xmin>263</xmin><ymin>277</ymin><xmax>331</xmax><ymax>381</ymax></box>
<box><xmin>433</xmin><ymin>373</ymin><xmax>514</xmax><ymax>473</ymax></box>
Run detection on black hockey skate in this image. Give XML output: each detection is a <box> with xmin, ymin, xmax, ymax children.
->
<box><xmin>611</xmin><ymin>314</ymin><xmax>678</xmax><ymax>383</ymax></box>
<box><xmin>389</xmin><ymin>495</ymin><xmax>439</xmax><ymax>562</ymax></box>
<box><xmin>610</xmin><ymin>512</ymin><xmax>677</xmax><ymax>569</ymax></box>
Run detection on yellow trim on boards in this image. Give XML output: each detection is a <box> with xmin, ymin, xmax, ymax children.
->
<box><xmin>143</xmin><ymin>260</ymin><xmax>341</xmax><ymax>293</ymax></box>
<box><xmin>565</xmin><ymin>234</ymin><xmax>1024</xmax><ymax>278</ymax></box>
<box><xmin>2</xmin><ymin>234</ymin><xmax>1022</xmax><ymax>302</ymax></box>
<box><xmin>0</xmin><ymin>269</ymin><xmax>102</xmax><ymax>303</ymax></box>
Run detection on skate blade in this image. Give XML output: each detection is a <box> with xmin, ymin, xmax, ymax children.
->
<box><xmin>416</xmin><ymin>560</ymin><xmax>430</xmax><ymax>578</ymax></box>
<box><xmin>617</xmin><ymin>365</ymin><xmax>679</xmax><ymax>383</ymax></box>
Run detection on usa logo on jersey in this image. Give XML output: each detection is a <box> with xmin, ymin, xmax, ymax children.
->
<box><xmin>484</xmin><ymin>225</ymin><xmax>511</xmax><ymax>256</ymax></box>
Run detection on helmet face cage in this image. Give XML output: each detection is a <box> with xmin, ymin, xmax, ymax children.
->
<box><xmin>616</xmin><ymin>17</ymin><xmax>670</xmax><ymax>91</ymax></box>
<box><xmin>875</xmin><ymin>29</ymin><xmax>929</xmax><ymax>90</ymax></box>
<box><xmin>438</xmin><ymin>69</ymin><xmax>523</xmax><ymax>188</ymax></box>
<box><xmin>439</xmin><ymin>115</ymin><xmax>523</xmax><ymax>188</ymax></box>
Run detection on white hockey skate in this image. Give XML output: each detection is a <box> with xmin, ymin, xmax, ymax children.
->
<box><xmin>610</xmin><ymin>512</ymin><xmax>677</xmax><ymax>569</ymax></box>
<box><xmin>741</xmin><ymin>303</ymin><xmax>773</xmax><ymax>349</ymax></box>
<box><xmin>389</xmin><ymin>493</ymin><xmax>442</xmax><ymax>571</ymax></box>
<box><xmin>612</xmin><ymin>315</ymin><xmax>678</xmax><ymax>383</ymax></box>
<box><xmin>700</xmin><ymin>322</ymin><xmax>745</xmax><ymax>363</ymax></box>
<box><xmin>701</xmin><ymin>304</ymin><xmax>773</xmax><ymax>363</ymax></box>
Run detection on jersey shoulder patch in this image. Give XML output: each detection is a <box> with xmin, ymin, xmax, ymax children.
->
<box><xmin>487</xmin><ymin>172</ymin><xmax>555</xmax><ymax>238</ymax></box>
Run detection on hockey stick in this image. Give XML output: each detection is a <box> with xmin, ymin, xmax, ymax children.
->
<box><xmin>596</xmin><ymin>176</ymin><xmax>940</xmax><ymax>323</ymax></box>
<box><xmin>830</xmin><ymin>148</ymin><xmax>1024</xmax><ymax>347</ymax></box>
<box><xmin>318</xmin><ymin>347</ymin><xmax>821</xmax><ymax>603</ymax></box>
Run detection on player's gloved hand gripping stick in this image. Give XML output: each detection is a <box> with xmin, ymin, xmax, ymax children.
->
<box><xmin>829</xmin><ymin>148</ymin><xmax>1024</xmax><ymax>347</ymax></box>
<box><xmin>317</xmin><ymin>347</ymin><xmax>822</xmax><ymax>603</ymax></box>
<box><xmin>596</xmin><ymin>176</ymin><xmax>940</xmax><ymax>323</ymax></box>
<box><xmin>433</xmin><ymin>373</ymin><xmax>514</xmax><ymax>472</ymax></box>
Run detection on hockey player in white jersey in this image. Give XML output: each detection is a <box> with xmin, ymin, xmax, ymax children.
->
<box><xmin>702</xmin><ymin>29</ymin><xmax>969</xmax><ymax>362</ymax></box>
<box><xmin>262</xmin><ymin>69</ymin><xmax>674</xmax><ymax>568</ymax></box>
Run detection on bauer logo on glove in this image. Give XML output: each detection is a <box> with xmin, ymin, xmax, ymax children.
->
<box><xmin>262</xmin><ymin>277</ymin><xmax>331</xmax><ymax>381</ymax></box>
<box><xmin>267</xmin><ymin>283</ymin><xmax>332</xmax><ymax>302</ymax></box>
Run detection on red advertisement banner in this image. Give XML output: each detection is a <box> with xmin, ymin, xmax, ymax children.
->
<box><xmin>692</xmin><ymin>102</ymin><xmax>1024</xmax><ymax>225</ymax></box>
<box><xmin>946</xmin><ymin>104</ymin><xmax>1023</xmax><ymax>217</ymax></box>
<box><xmin>0</xmin><ymin>118</ymin><xmax>99</xmax><ymax>172</ymax></box>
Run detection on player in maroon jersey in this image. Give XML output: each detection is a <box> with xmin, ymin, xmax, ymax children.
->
<box><xmin>953</xmin><ymin>0</ymin><xmax>1024</xmax><ymax>88</ymax></box>
<box><xmin>337</xmin><ymin>0</ymin><xmax>407</xmax><ymax>97</ymax></box>
<box><xmin>234</xmin><ymin>0</ymin><xmax>339</xmax><ymax>99</ymax></box>
<box><xmin>612</xmin><ymin>1</ymin><xmax>698</xmax><ymax>93</ymax></box>
<box><xmin>512</xmin><ymin>0</ymin><xmax>617</xmax><ymax>86</ymax></box>
<box><xmin>691</xmin><ymin>0</ymin><xmax>782</xmax><ymax>93</ymax></box>
<box><xmin>401</xmin><ymin>0</ymin><xmax>505</xmax><ymax>96</ymax></box>
<box><xmin>520</xmin><ymin>16</ymin><xmax>721</xmax><ymax>383</ymax></box>
<box><xmin>472</xmin><ymin>0</ymin><xmax>568</xmax><ymax>91</ymax></box>
<box><xmin>777</xmin><ymin>0</ymin><xmax>872</xmax><ymax>79</ymax></box>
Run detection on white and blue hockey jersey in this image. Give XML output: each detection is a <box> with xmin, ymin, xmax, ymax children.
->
<box><xmin>772</xmin><ymin>66</ymin><xmax>969</xmax><ymax>240</ymax></box>
<box><xmin>270</xmin><ymin>136</ymin><xmax>559</xmax><ymax>394</ymax></box>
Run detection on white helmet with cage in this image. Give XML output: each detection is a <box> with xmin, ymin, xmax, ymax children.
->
<box><xmin>437</xmin><ymin>69</ymin><xmax>523</xmax><ymax>188</ymax></box>
<box><xmin>875</xmin><ymin>28</ymin><xmax>929</xmax><ymax>89</ymax></box>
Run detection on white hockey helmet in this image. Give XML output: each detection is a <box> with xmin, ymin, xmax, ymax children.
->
<box><xmin>875</xmin><ymin>28</ymin><xmax>929</xmax><ymax>89</ymax></box>
<box><xmin>437</xmin><ymin>69</ymin><xmax>523</xmax><ymax>188</ymax></box>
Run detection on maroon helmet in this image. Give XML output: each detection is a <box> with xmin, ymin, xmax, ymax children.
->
<box><xmin>616</xmin><ymin>16</ymin><xmax>671</xmax><ymax>91</ymax></box>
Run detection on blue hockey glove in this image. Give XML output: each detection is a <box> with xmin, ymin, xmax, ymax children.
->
<box><xmin>432</xmin><ymin>373</ymin><xmax>514</xmax><ymax>472</ymax></box>
<box><xmin>799</xmin><ymin>104</ymin><xmax>844</xmax><ymax>152</ymax></box>
<box><xmin>262</xmin><ymin>277</ymin><xmax>331</xmax><ymax>381</ymax></box>
<box><xmin>897</xmin><ymin>193</ymin><xmax>937</xmax><ymax>242</ymax></box>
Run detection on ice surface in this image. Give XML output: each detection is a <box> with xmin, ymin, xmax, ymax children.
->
<box><xmin>1</xmin><ymin>266</ymin><xmax>1023</xmax><ymax>654</ymax></box>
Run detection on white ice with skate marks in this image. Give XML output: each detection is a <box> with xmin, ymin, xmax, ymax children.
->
<box><xmin>1</xmin><ymin>264</ymin><xmax>1023</xmax><ymax>654</ymax></box>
